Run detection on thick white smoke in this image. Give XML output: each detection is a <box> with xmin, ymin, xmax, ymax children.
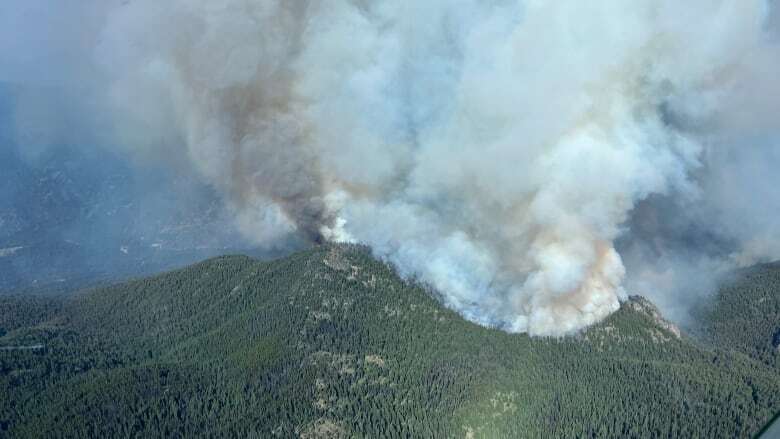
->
<box><xmin>90</xmin><ymin>0</ymin><xmax>779</xmax><ymax>335</ymax></box>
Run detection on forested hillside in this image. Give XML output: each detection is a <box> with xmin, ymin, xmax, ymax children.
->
<box><xmin>694</xmin><ymin>262</ymin><xmax>780</xmax><ymax>372</ymax></box>
<box><xmin>1</xmin><ymin>245</ymin><xmax>779</xmax><ymax>438</ymax></box>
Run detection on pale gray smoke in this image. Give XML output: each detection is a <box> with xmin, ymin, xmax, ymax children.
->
<box><xmin>57</xmin><ymin>0</ymin><xmax>780</xmax><ymax>335</ymax></box>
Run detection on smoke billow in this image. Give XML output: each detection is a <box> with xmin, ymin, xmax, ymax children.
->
<box><xmin>14</xmin><ymin>0</ymin><xmax>780</xmax><ymax>335</ymax></box>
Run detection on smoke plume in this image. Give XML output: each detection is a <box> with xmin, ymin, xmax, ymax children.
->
<box><xmin>10</xmin><ymin>0</ymin><xmax>780</xmax><ymax>335</ymax></box>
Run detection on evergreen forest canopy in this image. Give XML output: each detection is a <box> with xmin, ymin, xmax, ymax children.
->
<box><xmin>1</xmin><ymin>244</ymin><xmax>778</xmax><ymax>438</ymax></box>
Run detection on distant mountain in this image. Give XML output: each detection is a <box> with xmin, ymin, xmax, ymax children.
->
<box><xmin>0</xmin><ymin>130</ymin><xmax>262</xmax><ymax>292</ymax></box>
<box><xmin>1</xmin><ymin>245</ymin><xmax>778</xmax><ymax>438</ymax></box>
<box><xmin>0</xmin><ymin>82</ymin><xmax>268</xmax><ymax>294</ymax></box>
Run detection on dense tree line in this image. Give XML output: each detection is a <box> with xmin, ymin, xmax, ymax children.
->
<box><xmin>1</xmin><ymin>244</ymin><xmax>778</xmax><ymax>438</ymax></box>
<box><xmin>693</xmin><ymin>262</ymin><xmax>780</xmax><ymax>371</ymax></box>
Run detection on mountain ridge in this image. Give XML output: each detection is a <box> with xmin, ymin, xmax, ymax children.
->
<box><xmin>1</xmin><ymin>244</ymin><xmax>778</xmax><ymax>437</ymax></box>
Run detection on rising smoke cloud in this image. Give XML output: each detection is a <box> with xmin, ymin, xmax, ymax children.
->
<box><xmin>13</xmin><ymin>0</ymin><xmax>780</xmax><ymax>335</ymax></box>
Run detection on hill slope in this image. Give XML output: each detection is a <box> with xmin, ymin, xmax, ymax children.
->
<box><xmin>1</xmin><ymin>245</ymin><xmax>779</xmax><ymax>438</ymax></box>
<box><xmin>694</xmin><ymin>261</ymin><xmax>780</xmax><ymax>371</ymax></box>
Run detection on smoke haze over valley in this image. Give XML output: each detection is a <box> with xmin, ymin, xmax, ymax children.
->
<box><xmin>2</xmin><ymin>0</ymin><xmax>780</xmax><ymax>335</ymax></box>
